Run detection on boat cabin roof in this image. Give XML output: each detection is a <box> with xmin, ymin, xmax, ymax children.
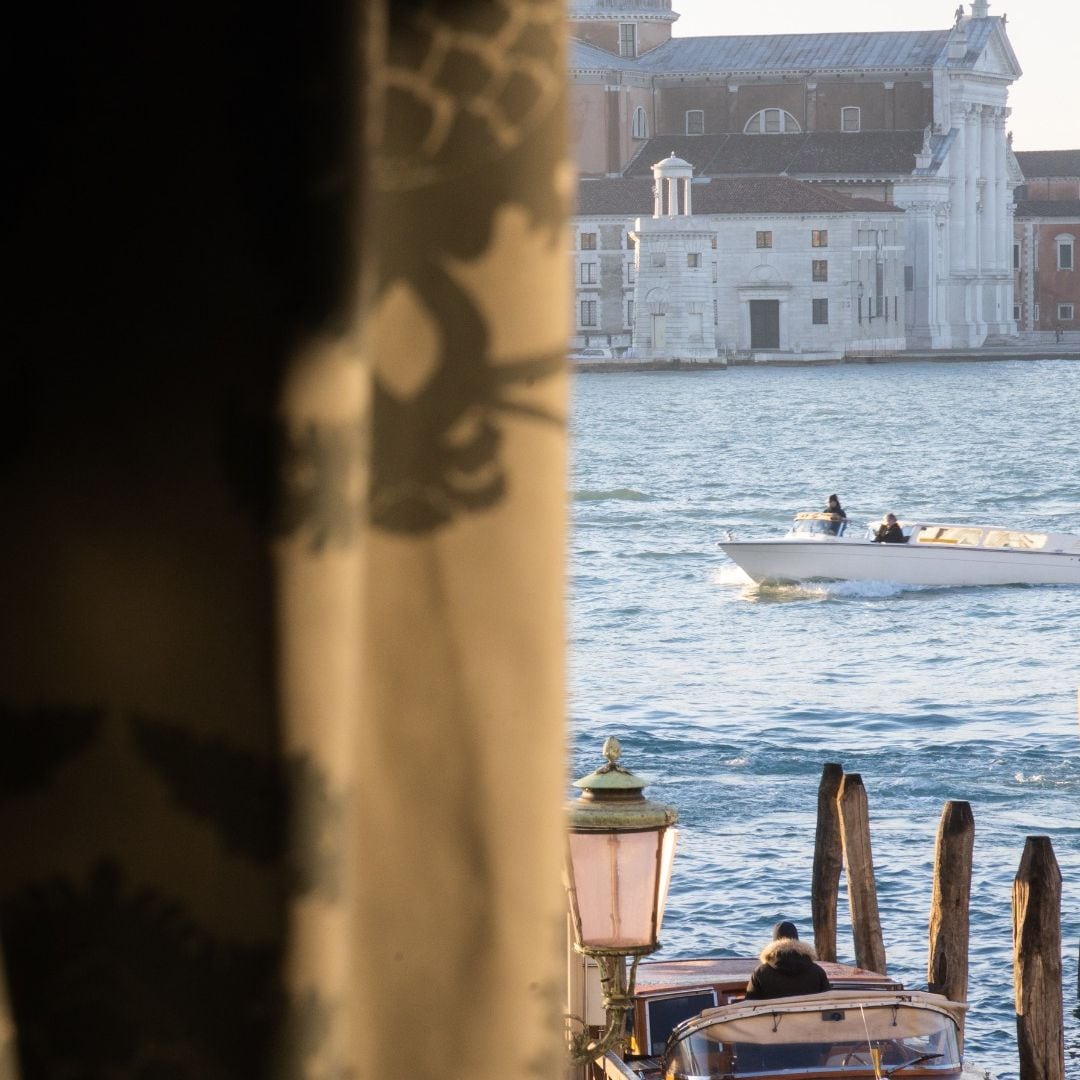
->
<box><xmin>675</xmin><ymin>989</ymin><xmax>966</xmax><ymax>1044</ymax></box>
<box><xmin>905</xmin><ymin>523</ymin><xmax>1080</xmax><ymax>553</ymax></box>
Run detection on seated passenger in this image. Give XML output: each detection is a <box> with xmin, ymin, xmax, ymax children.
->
<box><xmin>744</xmin><ymin>921</ymin><xmax>831</xmax><ymax>1000</ymax></box>
<box><xmin>873</xmin><ymin>513</ymin><xmax>905</xmax><ymax>544</ymax></box>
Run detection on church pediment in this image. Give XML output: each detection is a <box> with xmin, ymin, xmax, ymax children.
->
<box><xmin>972</xmin><ymin>22</ymin><xmax>1022</xmax><ymax>80</ymax></box>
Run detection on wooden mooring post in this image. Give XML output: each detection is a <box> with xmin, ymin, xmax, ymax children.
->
<box><xmin>1013</xmin><ymin>835</ymin><xmax>1064</xmax><ymax>1080</ymax></box>
<box><xmin>927</xmin><ymin>801</ymin><xmax>974</xmax><ymax>1046</ymax></box>
<box><xmin>811</xmin><ymin>762</ymin><xmax>844</xmax><ymax>963</ymax></box>
<box><xmin>836</xmin><ymin>773</ymin><xmax>886</xmax><ymax>974</ymax></box>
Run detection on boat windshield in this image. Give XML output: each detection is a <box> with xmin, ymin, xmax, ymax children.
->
<box><xmin>789</xmin><ymin>513</ymin><xmax>845</xmax><ymax>538</ymax></box>
<box><xmin>664</xmin><ymin>1001</ymin><xmax>961</xmax><ymax>1079</ymax></box>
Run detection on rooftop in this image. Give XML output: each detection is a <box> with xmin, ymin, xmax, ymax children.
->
<box><xmin>1013</xmin><ymin>200</ymin><xmax>1080</xmax><ymax>219</ymax></box>
<box><xmin>623</xmin><ymin>132</ymin><xmax>929</xmax><ymax>179</ymax></box>
<box><xmin>634</xmin><ymin>30</ymin><xmax>951</xmax><ymax>74</ymax></box>
<box><xmin>576</xmin><ymin>175</ymin><xmax>900</xmax><ymax>217</ymax></box>
<box><xmin>1014</xmin><ymin>150</ymin><xmax>1080</xmax><ymax>179</ymax></box>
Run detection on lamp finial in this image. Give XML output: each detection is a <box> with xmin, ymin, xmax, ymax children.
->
<box><xmin>602</xmin><ymin>736</ymin><xmax>622</xmax><ymax>767</ymax></box>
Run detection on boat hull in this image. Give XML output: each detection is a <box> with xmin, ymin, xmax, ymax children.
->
<box><xmin>720</xmin><ymin>539</ymin><xmax>1080</xmax><ymax>587</ymax></box>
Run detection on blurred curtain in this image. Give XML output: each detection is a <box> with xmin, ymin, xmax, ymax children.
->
<box><xmin>1</xmin><ymin>1</ymin><xmax>569</xmax><ymax>1077</ymax></box>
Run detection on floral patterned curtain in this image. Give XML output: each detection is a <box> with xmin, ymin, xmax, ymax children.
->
<box><xmin>1</xmin><ymin>1</ymin><xmax>569</xmax><ymax>1076</ymax></box>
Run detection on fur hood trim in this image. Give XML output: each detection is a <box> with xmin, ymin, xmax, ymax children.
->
<box><xmin>759</xmin><ymin>937</ymin><xmax>818</xmax><ymax>965</ymax></box>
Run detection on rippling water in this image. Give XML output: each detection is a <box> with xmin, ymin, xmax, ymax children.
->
<box><xmin>568</xmin><ymin>361</ymin><xmax>1080</xmax><ymax>1079</ymax></box>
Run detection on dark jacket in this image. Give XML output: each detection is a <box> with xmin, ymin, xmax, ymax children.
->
<box><xmin>744</xmin><ymin>938</ymin><xmax>831</xmax><ymax>1000</ymax></box>
<box><xmin>874</xmin><ymin>522</ymin><xmax>905</xmax><ymax>544</ymax></box>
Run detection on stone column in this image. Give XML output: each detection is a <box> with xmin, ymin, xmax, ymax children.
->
<box><xmin>980</xmin><ymin>105</ymin><xmax>997</xmax><ymax>272</ymax></box>
<box><xmin>995</xmin><ymin>108</ymin><xmax>1011</xmax><ymax>272</ymax></box>
<box><xmin>965</xmin><ymin>103</ymin><xmax>979</xmax><ymax>271</ymax></box>
<box><xmin>949</xmin><ymin>108</ymin><xmax>966</xmax><ymax>274</ymax></box>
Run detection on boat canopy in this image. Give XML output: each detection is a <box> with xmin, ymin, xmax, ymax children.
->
<box><xmin>664</xmin><ymin>992</ymin><xmax>963</xmax><ymax>1079</ymax></box>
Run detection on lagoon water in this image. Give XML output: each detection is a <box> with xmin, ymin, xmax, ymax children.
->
<box><xmin>568</xmin><ymin>360</ymin><xmax>1079</xmax><ymax>1079</ymax></box>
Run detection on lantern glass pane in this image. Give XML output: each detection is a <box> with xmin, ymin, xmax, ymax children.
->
<box><xmin>568</xmin><ymin>829</ymin><xmax>661</xmax><ymax>949</ymax></box>
<box><xmin>655</xmin><ymin>826</ymin><xmax>678</xmax><ymax>930</ymax></box>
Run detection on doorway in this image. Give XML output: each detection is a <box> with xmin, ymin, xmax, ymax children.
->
<box><xmin>749</xmin><ymin>300</ymin><xmax>780</xmax><ymax>349</ymax></box>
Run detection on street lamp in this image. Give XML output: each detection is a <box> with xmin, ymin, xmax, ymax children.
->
<box><xmin>564</xmin><ymin>737</ymin><xmax>679</xmax><ymax>1065</ymax></box>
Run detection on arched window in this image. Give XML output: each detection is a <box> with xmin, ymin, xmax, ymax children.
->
<box><xmin>632</xmin><ymin>107</ymin><xmax>648</xmax><ymax>140</ymax></box>
<box><xmin>841</xmin><ymin>106</ymin><xmax>861</xmax><ymax>132</ymax></box>
<box><xmin>744</xmin><ymin>109</ymin><xmax>801</xmax><ymax>135</ymax></box>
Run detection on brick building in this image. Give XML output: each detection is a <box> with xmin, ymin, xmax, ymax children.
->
<box><xmin>1012</xmin><ymin>150</ymin><xmax>1080</xmax><ymax>334</ymax></box>
<box><xmin>569</xmin><ymin>0</ymin><xmax>1022</xmax><ymax>352</ymax></box>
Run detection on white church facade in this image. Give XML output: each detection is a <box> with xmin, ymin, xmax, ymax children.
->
<box><xmin>569</xmin><ymin>0</ymin><xmax>1023</xmax><ymax>355</ymax></box>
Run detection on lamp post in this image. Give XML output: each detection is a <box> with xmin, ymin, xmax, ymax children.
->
<box><xmin>564</xmin><ymin>737</ymin><xmax>679</xmax><ymax>1066</ymax></box>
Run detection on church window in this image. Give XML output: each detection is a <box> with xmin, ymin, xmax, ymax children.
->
<box><xmin>841</xmin><ymin>106</ymin><xmax>861</xmax><ymax>132</ymax></box>
<box><xmin>812</xmin><ymin>299</ymin><xmax>829</xmax><ymax>325</ymax></box>
<box><xmin>619</xmin><ymin>23</ymin><xmax>637</xmax><ymax>58</ymax></box>
<box><xmin>812</xmin><ymin>259</ymin><xmax>828</xmax><ymax>282</ymax></box>
<box><xmin>1055</xmin><ymin>234</ymin><xmax>1074</xmax><ymax>270</ymax></box>
<box><xmin>756</xmin><ymin>231</ymin><xmax>772</xmax><ymax>249</ymax></box>
<box><xmin>1059</xmin><ymin>303</ymin><xmax>1075</xmax><ymax>321</ymax></box>
<box><xmin>580</xmin><ymin>300</ymin><xmax>597</xmax><ymax>327</ymax></box>
<box><xmin>580</xmin><ymin>262</ymin><xmax>598</xmax><ymax>284</ymax></box>
<box><xmin>685</xmin><ymin>110</ymin><xmax>705</xmax><ymax>136</ymax></box>
<box><xmin>632</xmin><ymin>106</ymin><xmax>648</xmax><ymax>140</ymax></box>
<box><xmin>812</xmin><ymin>229</ymin><xmax>828</xmax><ymax>248</ymax></box>
<box><xmin>687</xmin><ymin>252</ymin><xmax>701</xmax><ymax>268</ymax></box>
<box><xmin>744</xmin><ymin>109</ymin><xmax>801</xmax><ymax>135</ymax></box>
<box><xmin>580</xmin><ymin>232</ymin><xmax>597</xmax><ymax>250</ymax></box>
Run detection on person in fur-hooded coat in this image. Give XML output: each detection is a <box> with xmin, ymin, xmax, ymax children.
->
<box><xmin>744</xmin><ymin>921</ymin><xmax>831</xmax><ymax>1000</ymax></box>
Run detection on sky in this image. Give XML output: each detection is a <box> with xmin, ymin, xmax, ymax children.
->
<box><xmin>669</xmin><ymin>0</ymin><xmax>1080</xmax><ymax>151</ymax></box>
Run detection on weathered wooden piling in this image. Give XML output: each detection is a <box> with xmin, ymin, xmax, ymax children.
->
<box><xmin>927</xmin><ymin>800</ymin><xmax>974</xmax><ymax>1044</ymax></box>
<box><xmin>811</xmin><ymin>762</ymin><xmax>844</xmax><ymax>963</ymax></box>
<box><xmin>1013</xmin><ymin>835</ymin><xmax>1064</xmax><ymax>1080</ymax></box>
<box><xmin>836</xmin><ymin>773</ymin><xmax>887</xmax><ymax>974</ymax></box>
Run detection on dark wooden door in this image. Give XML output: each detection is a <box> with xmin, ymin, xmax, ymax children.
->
<box><xmin>749</xmin><ymin>300</ymin><xmax>779</xmax><ymax>349</ymax></box>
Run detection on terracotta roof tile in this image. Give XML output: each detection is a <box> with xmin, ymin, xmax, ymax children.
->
<box><xmin>576</xmin><ymin>176</ymin><xmax>898</xmax><ymax>217</ymax></box>
<box><xmin>623</xmin><ymin>132</ymin><xmax>925</xmax><ymax>179</ymax></box>
<box><xmin>1014</xmin><ymin>150</ymin><xmax>1080</xmax><ymax>179</ymax></box>
<box><xmin>1014</xmin><ymin>200</ymin><xmax>1080</xmax><ymax>219</ymax></box>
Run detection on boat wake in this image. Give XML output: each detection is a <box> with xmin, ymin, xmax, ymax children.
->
<box><xmin>713</xmin><ymin>565</ymin><xmax>926</xmax><ymax>600</ymax></box>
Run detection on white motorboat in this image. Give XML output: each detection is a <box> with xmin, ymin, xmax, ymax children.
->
<box><xmin>599</xmin><ymin>956</ymin><xmax>987</xmax><ymax>1080</ymax></box>
<box><xmin>719</xmin><ymin>512</ymin><xmax>1080</xmax><ymax>587</ymax></box>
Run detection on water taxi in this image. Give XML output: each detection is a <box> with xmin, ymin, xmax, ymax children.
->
<box><xmin>719</xmin><ymin>512</ymin><xmax>1080</xmax><ymax>587</ymax></box>
<box><xmin>599</xmin><ymin>955</ymin><xmax>984</xmax><ymax>1080</ymax></box>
